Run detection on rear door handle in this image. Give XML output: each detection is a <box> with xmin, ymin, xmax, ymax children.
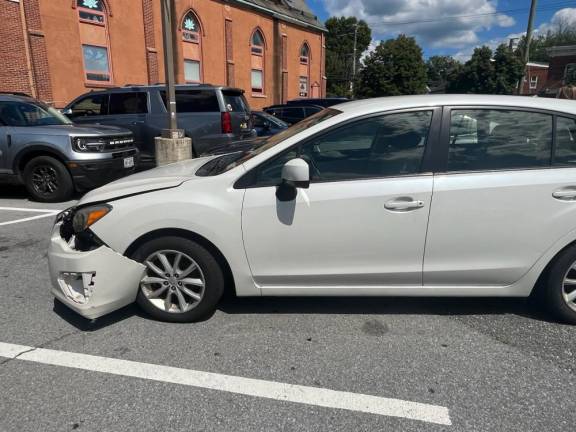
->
<box><xmin>384</xmin><ymin>199</ymin><xmax>425</xmax><ymax>211</ymax></box>
<box><xmin>553</xmin><ymin>188</ymin><xmax>576</xmax><ymax>200</ymax></box>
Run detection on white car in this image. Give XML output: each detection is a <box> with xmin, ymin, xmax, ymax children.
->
<box><xmin>48</xmin><ymin>94</ymin><xmax>576</xmax><ymax>324</ymax></box>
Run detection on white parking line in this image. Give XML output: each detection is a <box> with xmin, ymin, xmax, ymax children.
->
<box><xmin>0</xmin><ymin>207</ymin><xmax>60</xmax><ymax>227</ymax></box>
<box><xmin>0</xmin><ymin>342</ymin><xmax>451</xmax><ymax>425</ymax></box>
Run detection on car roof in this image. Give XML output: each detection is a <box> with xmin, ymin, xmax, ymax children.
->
<box><xmin>0</xmin><ymin>93</ymin><xmax>39</xmax><ymax>103</ymax></box>
<box><xmin>90</xmin><ymin>84</ymin><xmax>245</xmax><ymax>93</ymax></box>
<box><xmin>333</xmin><ymin>94</ymin><xmax>576</xmax><ymax>116</ymax></box>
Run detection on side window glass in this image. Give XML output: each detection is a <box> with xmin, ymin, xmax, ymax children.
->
<box><xmin>70</xmin><ymin>94</ymin><xmax>108</xmax><ymax>117</ymax></box>
<box><xmin>160</xmin><ymin>90</ymin><xmax>219</xmax><ymax>112</ymax></box>
<box><xmin>448</xmin><ymin>109</ymin><xmax>552</xmax><ymax>172</ymax></box>
<box><xmin>109</xmin><ymin>92</ymin><xmax>148</xmax><ymax>115</ymax></box>
<box><xmin>252</xmin><ymin>110</ymin><xmax>432</xmax><ymax>186</ymax></box>
<box><xmin>554</xmin><ymin>117</ymin><xmax>576</xmax><ymax>166</ymax></box>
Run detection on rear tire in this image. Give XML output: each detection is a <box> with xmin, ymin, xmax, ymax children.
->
<box><xmin>23</xmin><ymin>156</ymin><xmax>74</xmax><ymax>202</ymax></box>
<box><xmin>543</xmin><ymin>244</ymin><xmax>576</xmax><ymax>324</ymax></box>
<box><xmin>132</xmin><ymin>236</ymin><xmax>224</xmax><ymax>323</ymax></box>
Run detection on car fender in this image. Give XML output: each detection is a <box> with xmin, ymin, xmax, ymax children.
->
<box><xmin>12</xmin><ymin>143</ymin><xmax>70</xmax><ymax>175</ymax></box>
<box><xmin>89</xmin><ymin>180</ymin><xmax>258</xmax><ymax>297</ymax></box>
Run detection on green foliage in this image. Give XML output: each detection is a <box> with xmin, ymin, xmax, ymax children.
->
<box><xmin>517</xmin><ymin>18</ymin><xmax>576</xmax><ymax>62</ymax></box>
<box><xmin>356</xmin><ymin>35</ymin><xmax>428</xmax><ymax>98</ymax></box>
<box><xmin>446</xmin><ymin>44</ymin><xmax>523</xmax><ymax>95</ymax></box>
<box><xmin>426</xmin><ymin>56</ymin><xmax>462</xmax><ymax>92</ymax></box>
<box><xmin>325</xmin><ymin>17</ymin><xmax>372</xmax><ymax>97</ymax></box>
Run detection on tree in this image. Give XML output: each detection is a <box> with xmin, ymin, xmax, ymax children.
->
<box><xmin>356</xmin><ymin>35</ymin><xmax>428</xmax><ymax>98</ymax></box>
<box><xmin>426</xmin><ymin>55</ymin><xmax>462</xmax><ymax>92</ymax></box>
<box><xmin>325</xmin><ymin>17</ymin><xmax>372</xmax><ymax>97</ymax></box>
<box><xmin>447</xmin><ymin>46</ymin><xmax>495</xmax><ymax>94</ymax></box>
<box><xmin>492</xmin><ymin>44</ymin><xmax>524</xmax><ymax>94</ymax></box>
<box><xmin>446</xmin><ymin>44</ymin><xmax>523</xmax><ymax>95</ymax></box>
<box><xmin>517</xmin><ymin>16</ymin><xmax>576</xmax><ymax>63</ymax></box>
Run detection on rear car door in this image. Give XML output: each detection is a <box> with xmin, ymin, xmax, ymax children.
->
<box><xmin>242</xmin><ymin>108</ymin><xmax>439</xmax><ymax>290</ymax></box>
<box><xmin>424</xmin><ymin>107</ymin><xmax>576</xmax><ymax>287</ymax></box>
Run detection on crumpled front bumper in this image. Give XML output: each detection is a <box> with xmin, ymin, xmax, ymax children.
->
<box><xmin>48</xmin><ymin>223</ymin><xmax>146</xmax><ymax>319</ymax></box>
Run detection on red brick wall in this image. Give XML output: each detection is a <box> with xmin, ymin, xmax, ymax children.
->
<box><xmin>23</xmin><ymin>0</ymin><xmax>53</xmax><ymax>102</ymax></box>
<box><xmin>142</xmin><ymin>0</ymin><xmax>159</xmax><ymax>84</ymax></box>
<box><xmin>521</xmin><ymin>66</ymin><xmax>548</xmax><ymax>95</ymax></box>
<box><xmin>0</xmin><ymin>0</ymin><xmax>32</xmax><ymax>96</ymax></box>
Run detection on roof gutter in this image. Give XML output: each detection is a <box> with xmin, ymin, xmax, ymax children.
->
<box><xmin>229</xmin><ymin>0</ymin><xmax>326</xmax><ymax>33</ymax></box>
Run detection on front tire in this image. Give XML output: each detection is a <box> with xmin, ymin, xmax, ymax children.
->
<box><xmin>132</xmin><ymin>236</ymin><xmax>224</xmax><ymax>322</ymax></box>
<box><xmin>543</xmin><ymin>244</ymin><xmax>576</xmax><ymax>324</ymax></box>
<box><xmin>23</xmin><ymin>156</ymin><xmax>74</xmax><ymax>202</ymax></box>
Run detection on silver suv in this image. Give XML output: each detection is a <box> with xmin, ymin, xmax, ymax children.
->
<box><xmin>0</xmin><ymin>94</ymin><xmax>138</xmax><ymax>202</ymax></box>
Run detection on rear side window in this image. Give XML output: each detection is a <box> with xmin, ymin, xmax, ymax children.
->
<box><xmin>448</xmin><ymin>109</ymin><xmax>552</xmax><ymax>172</ymax></box>
<box><xmin>69</xmin><ymin>94</ymin><xmax>109</xmax><ymax>117</ymax></box>
<box><xmin>305</xmin><ymin>107</ymin><xmax>322</xmax><ymax>116</ymax></box>
<box><xmin>554</xmin><ymin>116</ymin><xmax>576</xmax><ymax>166</ymax></box>
<box><xmin>222</xmin><ymin>91</ymin><xmax>249</xmax><ymax>112</ymax></box>
<box><xmin>109</xmin><ymin>92</ymin><xmax>148</xmax><ymax>115</ymax></box>
<box><xmin>160</xmin><ymin>90</ymin><xmax>219</xmax><ymax>113</ymax></box>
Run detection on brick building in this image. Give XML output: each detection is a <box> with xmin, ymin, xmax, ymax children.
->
<box><xmin>519</xmin><ymin>62</ymin><xmax>549</xmax><ymax>96</ymax></box>
<box><xmin>542</xmin><ymin>45</ymin><xmax>576</xmax><ymax>97</ymax></box>
<box><xmin>0</xmin><ymin>0</ymin><xmax>326</xmax><ymax>108</ymax></box>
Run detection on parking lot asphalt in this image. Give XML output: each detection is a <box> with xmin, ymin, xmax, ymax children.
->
<box><xmin>0</xmin><ymin>184</ymin><xmax>575</xmax><ymax>432</ymax></box>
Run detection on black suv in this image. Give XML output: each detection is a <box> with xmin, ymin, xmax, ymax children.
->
<box><xmin>63</xmin><ymin>84</ymin><xmax>256</xmax><ymax>166</ymax></box>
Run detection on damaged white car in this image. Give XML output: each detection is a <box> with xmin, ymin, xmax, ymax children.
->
<box><xmin>49</xmin><ymin>95</ymin><xmax>576</xmax><ymax>323</ymax></box>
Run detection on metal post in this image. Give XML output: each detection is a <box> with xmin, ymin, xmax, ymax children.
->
<box><xmin>518</xmin><ymin>0</ymin><xmax>538</xmax><ymax>95</ymax></box>
<box><xmin>349</xmin><ymin>23</ymin><xmax>358</xmax><ymax>98</ymax></box>
<box><xmin>155</xmin><ymin>0</ymin><xmax>192</xmax><ymax>165</ymax></box>
<box><xmin>161</xmin><ymin>0</ymin><xmax>178</xmax><ymax>133</ymax></box>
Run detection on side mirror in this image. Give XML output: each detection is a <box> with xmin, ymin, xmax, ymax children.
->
<box><xmin>61</xmin><ymin>108</ymin><xmax>73</xmax><ymax>116</ymax></box>
<box><xmin>281</xmin><ymin>158</ymin><xmax>310</xmax><ymax>189</ymax></box>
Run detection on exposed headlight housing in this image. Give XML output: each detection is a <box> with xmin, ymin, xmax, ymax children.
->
<box><xmin>72</xmin><ymin>204</ymin><xmax>112</xmax><ymax>233</ymax></box>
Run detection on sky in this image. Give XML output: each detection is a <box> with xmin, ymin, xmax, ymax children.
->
<box><xmin>305</xmin><ymin>0</ymin><xmax>576</xmax><ymax>60</ymax></box>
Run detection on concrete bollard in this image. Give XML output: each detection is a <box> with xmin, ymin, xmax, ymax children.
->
<box><xmin>154</xmin><ymin>129</ymin><xmax>193</xmax><ymax>166</ymax></box>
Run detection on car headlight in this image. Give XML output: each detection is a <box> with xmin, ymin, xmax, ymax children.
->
<box><xmin>72</xmin><ymin>204</ymin><xmax>112</xmax><ymax>233</ymax></box>
<box><xmin>73</xmin><ymin>137</ymin><xmax>106</xmax><ymax>152</ymax></box>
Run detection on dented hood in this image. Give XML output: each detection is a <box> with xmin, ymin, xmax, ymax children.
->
<box><xmin>78</xmin><ymin>156</ymin><xmax>216</xmax><ymax>205</ymax></box>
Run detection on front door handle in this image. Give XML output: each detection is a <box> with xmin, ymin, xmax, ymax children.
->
<box><xmin>384</xmin><ymin>198</ymin><xmax>424</xmax><ymax>211</ymax></box>
<box><xmin>553</xmin><ymin>188</ymin><xmax>576</xmax><ymax>200</ymax></box>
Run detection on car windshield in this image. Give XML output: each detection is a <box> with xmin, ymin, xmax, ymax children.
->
<box><xmin>0</xmin><ymin>100</ymin><xmax>72</xmax><ymax>127</ymax></box>
<box><xmin>197</xmin><ymin>108</ymin><xmax>341</xmax><ymax>176</ymax></box>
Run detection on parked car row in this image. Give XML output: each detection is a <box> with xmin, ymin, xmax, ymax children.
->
<box><xmin>0</xmin><ymin>88</ymin><xmax>353</xmax><ymax>202</ymax></box>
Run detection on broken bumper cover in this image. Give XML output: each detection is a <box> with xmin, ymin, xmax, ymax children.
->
<box><xmin>48</xmin><ymin>223</ymin><xmax>146</xmax><ymax>319</ymax></box>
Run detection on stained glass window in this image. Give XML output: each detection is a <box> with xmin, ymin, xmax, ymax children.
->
<box><xmin>251</xmin><ymin>30</ymin><xmax>264</xmax><ymax>55</ymax></box>
<box><xmin>77</xmin><ymin>0</ymin><xmax>104</xmax><ymax>11</ymax></box>
<box><xmin>182</xmin><ymin>12</ymin><xmax>200</xmax><ymax>42</ymax></box>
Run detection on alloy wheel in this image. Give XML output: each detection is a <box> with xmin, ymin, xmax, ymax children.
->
<box><xmin>140</xmin><ymin>250</ymin><xmax>206</xmax><ymax>314</ymax></box>
<box><xmin>31</xmin><ymin>165</ymin><xmax>59</xmax><ymax>196</ymax></box>
<box><xmin>561</xmin><ymin>263</ymin><xmax>576</xmax><ymax>312</ymax></box>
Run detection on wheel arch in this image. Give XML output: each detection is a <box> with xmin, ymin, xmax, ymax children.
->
<box><xmin>124</xmin><ymin>228</ymin><xmax>237</xmax><ymax>297</ymax></box>
<box><xmin>532</xmin><ymin>237</ymin><xmax>576</xmax><ymax>296</ymax></box>
<box><xmin>13</xmin><ymin>145</ymin><xmax>70</xmax><ymax>177</ymax></box>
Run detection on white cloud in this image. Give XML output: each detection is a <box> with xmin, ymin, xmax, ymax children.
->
<box><xmin>322</xmin><ymin>0</ymin><xmax>516</xmax><ymax>48</ymax></box>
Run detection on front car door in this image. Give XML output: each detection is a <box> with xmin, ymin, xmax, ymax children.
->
<box><xmin>66</xmin><ymin>93</ymin><xmax>109</xmax><ymax>126</ymax></box>
<box><xmin>241</xmin><ymin>108</ymin><xmax>441</xmax><ymax>293</ymax></box>
<box><xmin>424</xmin><ymin>107</ymin><xmax>576</xmax><ymax>287</ymax></box>
<box><xmin>104</xmin><ymin>92</ymin><xmax>150</xmax><ymax>157</ymax></box>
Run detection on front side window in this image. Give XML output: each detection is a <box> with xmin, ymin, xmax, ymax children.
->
<box><xmin>253</xmin><ymin>110</ymin><xmax>433</xmax><ymax>185</ymax></box>
<box><xmin>448</xmin><ymin>109</ymin><xmax>552</xmax><ymax>172</ymax></box>
<box><xmin>554</xmin><ymin>116</ymin><xmax>576</xmax><ymax>166</ymax></box>
<box><xmin>69</xmin><ymin>94</ymin><xmax>108</xmax><ymax>117</ymax></box>
<box><xmin>251</xmin><ymin>29</ymin><xmax>265</xmax><ymax>95</ymax></box>
<box><xmin>77</xmin><ymin>0</ymin><xmax>111</xmax><ymax>84</ymax></box>
<box><xmin>181</xmin><ymin>11</ymin><xmax>202</xmax><ymax>83</ymax></box>
<box><xmin>109</xmin><ymin>92</ymin><xmax>148</xmax><ymax>115</ymax></box>
<box><xmin>0</xmin><ymin>101</ymin><xmax>72</xmax><ymax>127</ymax></box>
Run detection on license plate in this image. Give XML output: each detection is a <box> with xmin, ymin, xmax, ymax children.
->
<box><xmin>123</xmin><ymin>156</ymin><xmax>134</xmax><ymax>169</ymax></box>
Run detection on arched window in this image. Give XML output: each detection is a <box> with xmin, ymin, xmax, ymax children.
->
<box><xmin>299</xmin><ymin>43</ymin><xmax>311</xmax><ymax>97</ymax></box>
<box><xmin>251</xmin><ymin>29</ymin><xmax>265</xmax><ymax>95</ymax></box>
<box><xmin>77</xmin><ymin>0</ymin><xmax>112</xmax><ymax>84</ymax></box>
<box><xmin>181</xmin><ymin>11</ymin><xmax>202</xmax><ymax>82</ymax></box>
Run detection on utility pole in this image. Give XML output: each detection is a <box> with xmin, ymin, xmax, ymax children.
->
<box><xmin>349</xmin><ymin>23</ymin><xmax>358</xmax><ymax>98</ymax></box>
<box><xmin>155</xmin><ymin>0</ymin><xmax>192</xmax><ymax>165</ymax></box>
<box><xmin>518</xmin><ymin>0</ymin><xmax>538</xmax><ymax>95</ymax></box>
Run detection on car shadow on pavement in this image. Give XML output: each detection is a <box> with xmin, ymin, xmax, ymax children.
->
<box><xmin>52</xmin><ymin>299</ymin><xmax>141</xmax><ymax>332</ymax></box>
<box><xmin>218</xmin><ymin>296</ymin><xmax>557</xmax><ymax>323</ymax></box>
<box><xmin>0</xmin><ymin>184</ymin><xmax>83</xmax><ymax>201</ymax></box>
